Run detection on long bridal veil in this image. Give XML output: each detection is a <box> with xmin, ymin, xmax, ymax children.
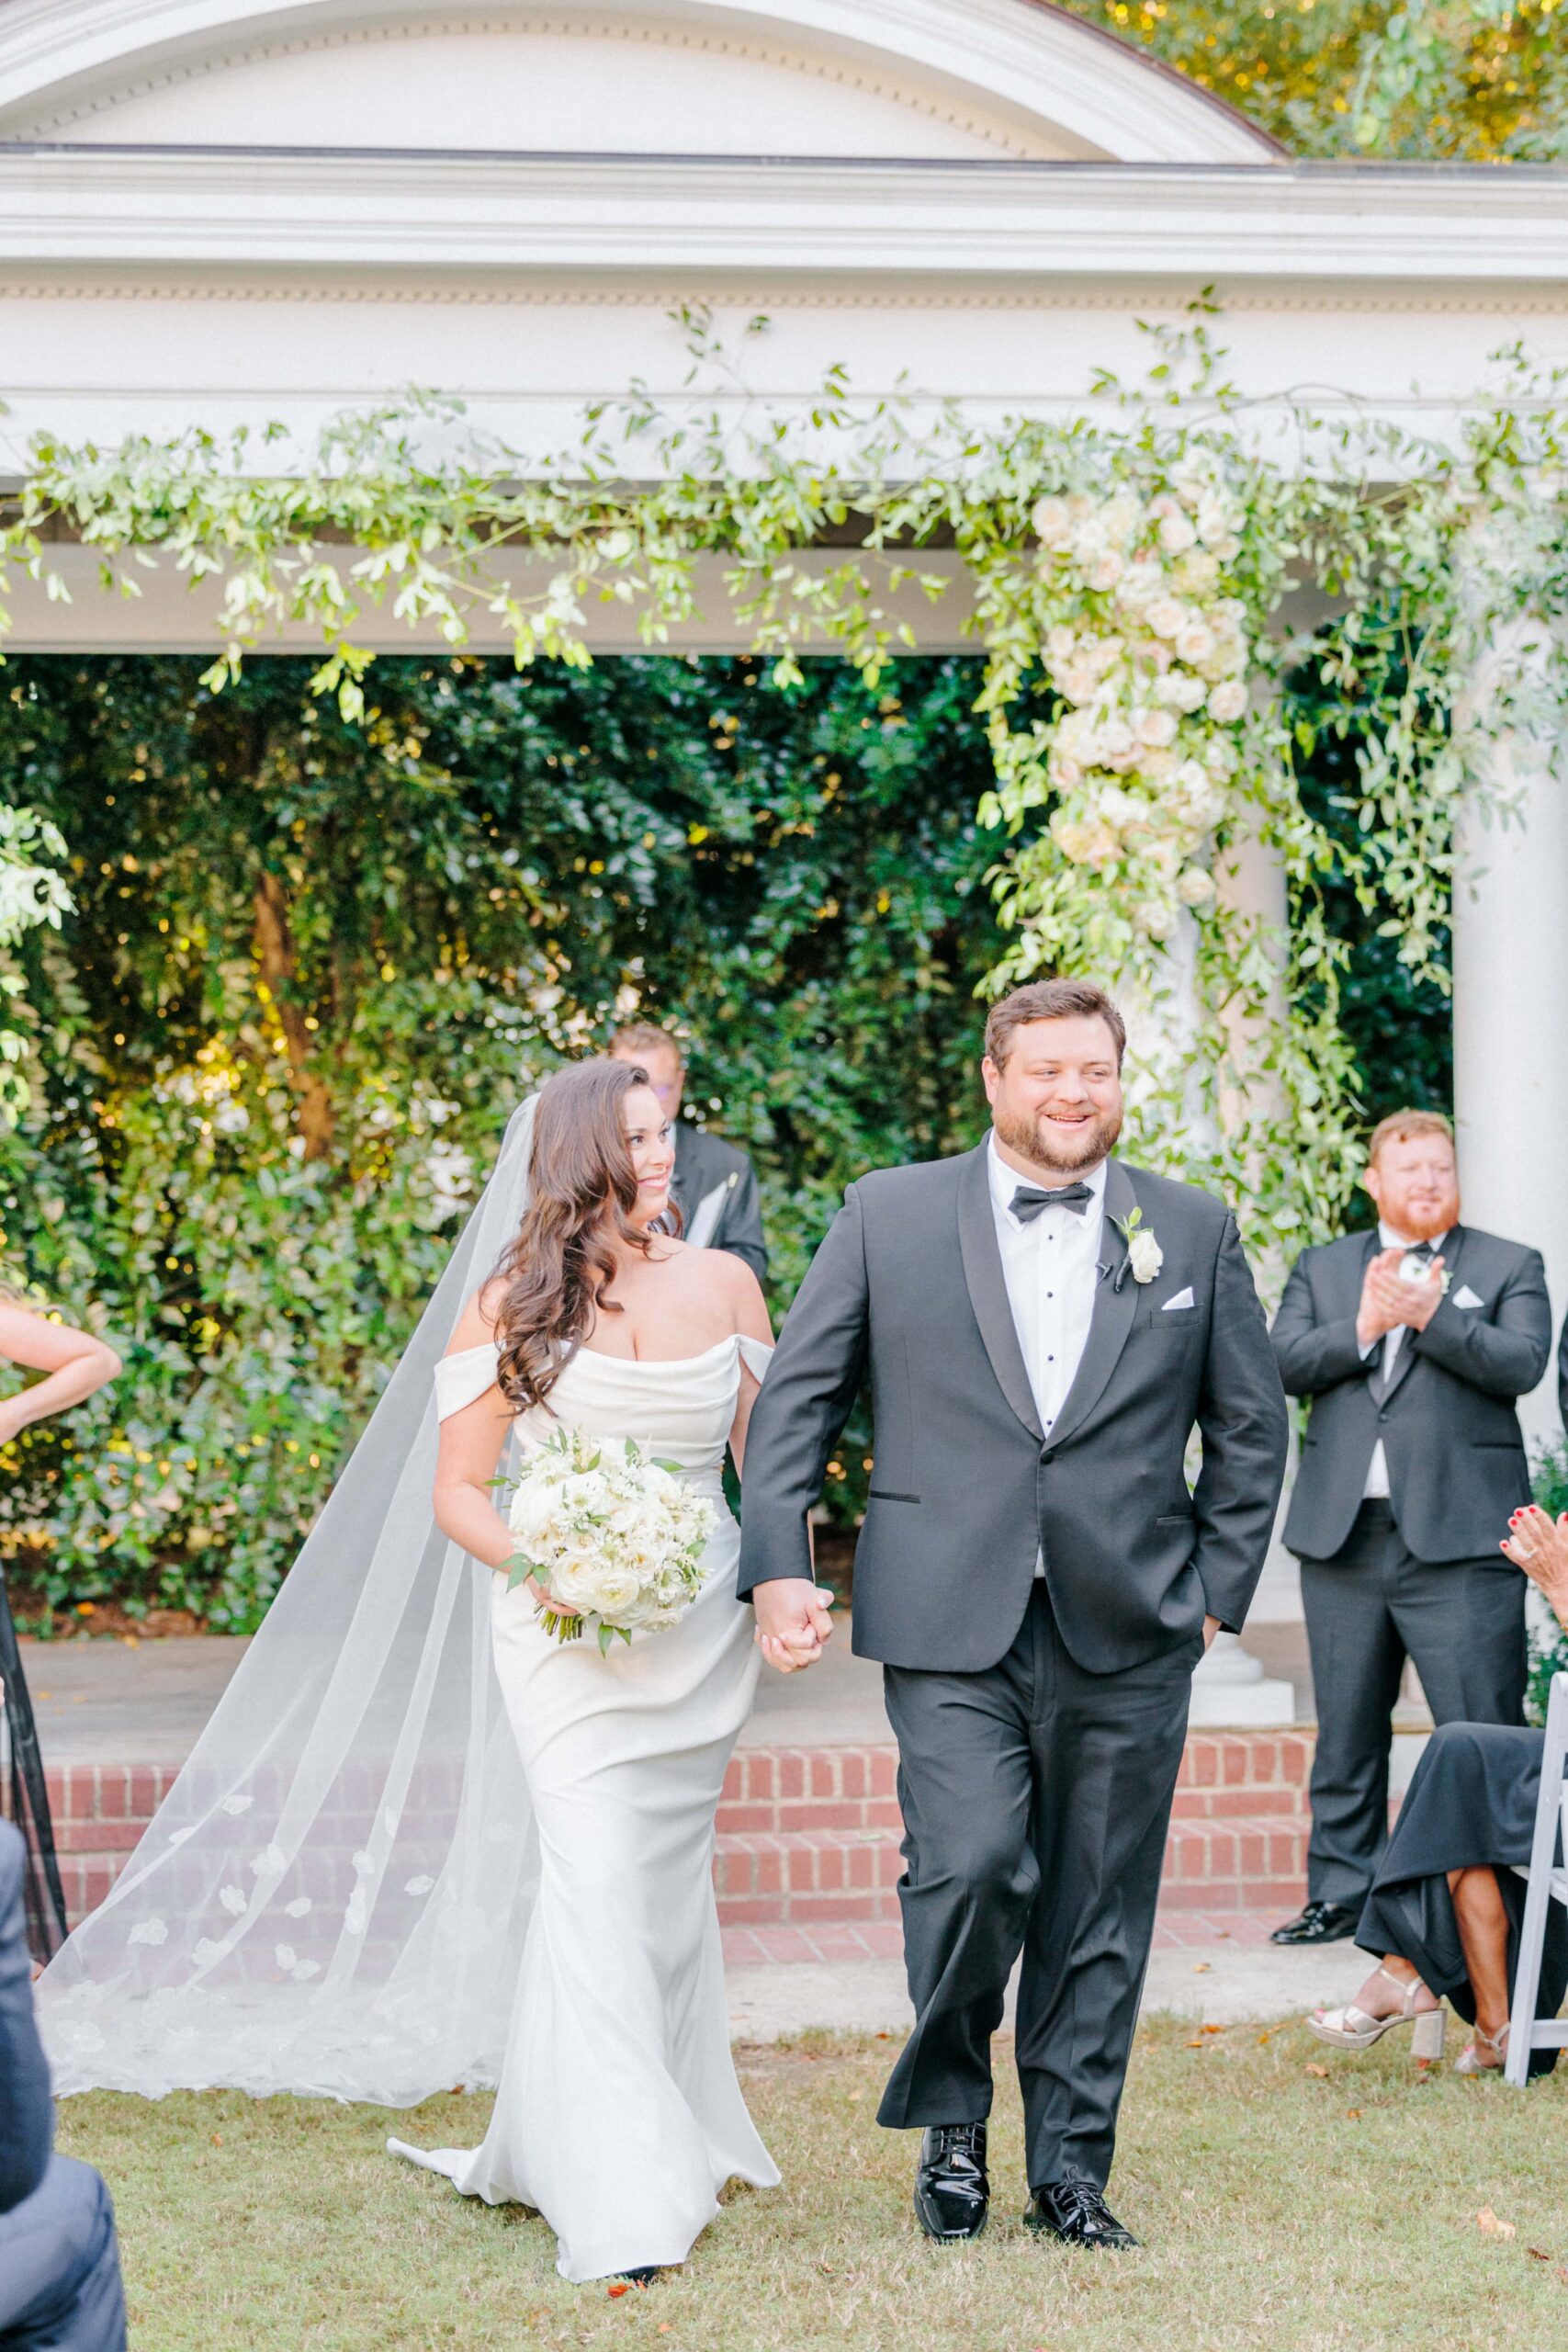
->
<box><xmin>39</xmin><ymin>1101</ymin><xmax>541</xmax><ymax>2103</ymax></box>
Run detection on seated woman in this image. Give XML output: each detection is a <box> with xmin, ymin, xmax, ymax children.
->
<box><xmin>1305</xmin><ymin>1502</ymin><xmax>1568</xmax><ymax>2078</ymax></box>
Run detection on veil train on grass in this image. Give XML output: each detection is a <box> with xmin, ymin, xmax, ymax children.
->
<box><xmin>39</xmin><ymin>1102</ymin><xmax>542</xmax><ymax>2105</ymax></box>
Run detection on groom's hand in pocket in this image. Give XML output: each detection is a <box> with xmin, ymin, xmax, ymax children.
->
<box><xmin>754</xmin><ymin>1578</ymin><xmax>834</xmax><ymax>1674</ymax></box>
<box><xmin>1203</xmin><ymin>1614</ymin><xmax>1220</xmax><ymax>1651</ymax></box>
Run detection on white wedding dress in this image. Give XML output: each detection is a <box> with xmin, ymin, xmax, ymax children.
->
<box><xmin>388</xmin><ymin>1329</ymin><xmax>780</xmax><ymax>2282</ymax></box>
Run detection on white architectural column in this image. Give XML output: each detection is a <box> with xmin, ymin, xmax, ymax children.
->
<box><xmin>1213</xmin><ymin>815</ymin><xmax>1290</xmax><ymax>1156</ymax></box>
<box><xmin>1452</xmin><ymin>601</ymin><xmax>1568</xmax><ymax>1458</ymax></box>
<box><xmin>1212</xmin><ymin>808</ymin><xmax>1304</xmax><ymax>1634</ymax></box>
<box><xmin>1185</xmin><ymin>809</ymin><xmax>1300</xmax><ymax>1719</ymax></box>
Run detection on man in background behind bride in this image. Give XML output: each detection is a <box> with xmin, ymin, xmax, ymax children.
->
<box><xmin>609</xmin><ymin>1024</ymin><xmax>767</xmax><ymax>1282</ymax></box>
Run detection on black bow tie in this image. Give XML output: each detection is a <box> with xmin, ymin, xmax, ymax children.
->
<box><xmin>1398</xmin><ymin>1238</ymin><xmax>1435</xmax><ymax>1261</ymax></box>
<box><xmin>1011</xmin><ymin>1182</ymin><xmax>1095</xmax><ymax>1224</ymax></box>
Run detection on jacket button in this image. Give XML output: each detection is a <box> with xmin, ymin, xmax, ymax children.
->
<box><xmin>1040</xmin><ymin>1451</ymin><xmax>1055</xmax><ymax>1466</ymax></box>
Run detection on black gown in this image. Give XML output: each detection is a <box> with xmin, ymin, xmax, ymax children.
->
<box><xmin>0</xmin><ymin>1571</ymin><xmax>68</xmax><ymax>1964</ymax></box>
<box><xmin>1357</xmin><ymin>1719</ymin><xmax>1565</xmax><ymax>2077</ymax></box>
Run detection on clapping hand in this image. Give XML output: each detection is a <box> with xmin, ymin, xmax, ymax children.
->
<box><xmin>1357</xmin><ymin>1247</ymin><xmax>1446</xmax><ymax>1349</ymax></box>
<box><xmin>753</xmin><ymin>1578</ymin><xmax>836</xmax><ymax>1674</ymax></box>
<box><xmin>1502</xmin><ymin>1505</ymin><xmax>1568</xmax><ymax>1630</ymax></box>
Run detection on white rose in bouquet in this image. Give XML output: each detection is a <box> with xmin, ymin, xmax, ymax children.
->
<box><xmin>504</xmin><ymin>1426</ymin><xmax>717</xmax><ymax>1650</ymax></box>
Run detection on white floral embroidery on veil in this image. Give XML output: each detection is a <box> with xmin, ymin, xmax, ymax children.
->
<box><xmin>38</xmin><ymin>1102</ymin><xmax>546</xmax><ymax>2105</ymax></box>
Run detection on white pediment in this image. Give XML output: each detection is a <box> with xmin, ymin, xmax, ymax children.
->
<box><xmin>0</xmin><ymin>1</ymin><xmax>1279</xmax><ymax>164</ymax></box>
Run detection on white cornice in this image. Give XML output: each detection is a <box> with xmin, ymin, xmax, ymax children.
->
<box><xmin>0</xmin><ymin>150</ymin><xmax>1563</xmax><ymax>281</ymax></box>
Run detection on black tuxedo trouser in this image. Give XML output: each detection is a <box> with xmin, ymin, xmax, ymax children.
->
<box><xmin>1301</xmin><ymin>1498</ymin><xmax>1527</xmax><ymax>1910</ymax></box>
<box><xmin>877</xmin><ymin>1582</ymin><xmax>1198</xmax><ymax>2191</ymax></box>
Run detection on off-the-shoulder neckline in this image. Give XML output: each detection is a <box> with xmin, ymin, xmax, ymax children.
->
<box><xmin>440</xmin><ymin>1332</ymin><xmax>768</xmax><ymax>1372</ymax></box>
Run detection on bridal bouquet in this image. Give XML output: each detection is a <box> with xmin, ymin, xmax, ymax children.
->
<box><xmin>504</xmin><ymin>1426</ymin><xmax>716</xmax><ymax>1651</ymax></box>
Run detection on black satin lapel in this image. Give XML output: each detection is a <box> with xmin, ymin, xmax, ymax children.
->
<box><xmin>1045</xmin><ymin>1158</ymin><xmax>1139</xmax><ymax>1452</ymax></box>
<box><xmin>668</xmin><ymin>1129</ymin><xmax>693</xmax><ymax>1216</ymax></box>
<box><xmin>956</xmin><ymin>1146</ymin><xmax>1044</xmax><ymax>1442</ymax></box>
<box><xmin>1382</xmin><ymin>1225</ymin><xmax>1464</xmax><ymax>1404</ymax></box>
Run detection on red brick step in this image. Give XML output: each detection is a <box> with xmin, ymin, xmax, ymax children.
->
<box><xmin>42</xmin><ymin>1731</ymin><xmax>1312</xmax><ymax>1935</ymax></box>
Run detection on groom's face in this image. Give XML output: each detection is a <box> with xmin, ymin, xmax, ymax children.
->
<box><xmin>983</xmin><ymin>1015</ymin><xmax>1123</xmax><ymax>1175</ymax></box>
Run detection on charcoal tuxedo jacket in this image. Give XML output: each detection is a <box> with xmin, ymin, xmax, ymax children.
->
<box><xmin>671</xmin><ymin>1123</ymin><xmax>767</xmax><ymax>1286</ymax></box>
<box><xmin>0</xmin><ymin>1822</ymin><xmax>51</xmax><ymax>2217</ymax></box>
<box><xmin>737</xmin><ymin>1146</ymin><xmax>1288</xmax><ymax>1676</ymax></box>
<box><xmin>1272</xmin><ymin>1224</ymin><xmax>1551</xmax><ymax>1565</ymax></box>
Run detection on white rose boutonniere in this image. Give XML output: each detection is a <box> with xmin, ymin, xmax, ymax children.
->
<box><xmin>1399</xmin><ymin>1252</ymin><xmax>1450</xmax><ymax>1294</ymax></box>
<box><xmin>1111</xmin><ymin>1205</ymin><xmax>1163</xmax><ymax>1291</ymax></box>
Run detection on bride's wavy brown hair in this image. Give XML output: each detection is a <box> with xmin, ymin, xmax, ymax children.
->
<box><xmin>491</xmin><ymin>1057</ymin><xmax>676</xmax><ymax>1412</ymax></box>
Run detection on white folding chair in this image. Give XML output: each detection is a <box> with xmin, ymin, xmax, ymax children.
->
<box><xmin>1505</xmin><ymin>1670</ymin><xmax>1568</xmax><ymax>2086</ymax></box>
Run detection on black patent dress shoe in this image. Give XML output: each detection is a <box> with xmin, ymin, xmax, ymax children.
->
<box><xmin>1270</xmin><ymin>1899</ymin><xmax>1359</xmax><ymax>1947</ymax></box>
<box><xmin>914</xmin><ymin>2122</ymin><xmax>989</xmax><ymax>2242</ymax></box>
<box><xmin>615</xmin><ymin>2267</ymin><xmax>659</xmax><ymax>2289</ymax></box>
<box><xmin>1024</xmin><ymin>2179</ymin><xmax>1140</xmax><ymax>2251</ymax></box>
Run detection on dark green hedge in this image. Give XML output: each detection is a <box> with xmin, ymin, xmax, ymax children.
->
<box><xmin>0</xmin><ymin>653</ymin><xmax>1001</xmax><ymax>1625</ymax></box>
<box><xmin>0</xmin><ymin>649</ymin><xmax>1449</xmax><ymax>1628</ymax></box>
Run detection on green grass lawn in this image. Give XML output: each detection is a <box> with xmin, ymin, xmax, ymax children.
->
<box><xmin>59</xmin><ymin>2018</ymin><xmax>1568</xmax><ymax>2352</ymax></box>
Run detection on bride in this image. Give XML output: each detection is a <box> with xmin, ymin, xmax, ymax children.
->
<box><xmin>389</xmin><ymin>1056</ymin><xmax>783</xmax><ymax>2278</ymax></box>
<box><xmin>38</xmin><ymin>1057</ymin><xmax>806</xmax><ymax>2284</ymax></box>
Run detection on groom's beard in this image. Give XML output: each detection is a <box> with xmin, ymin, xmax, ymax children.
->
<box><xmin>994</xmin><ymin>1098</ymin><xmax>1123</xmax><ymax>1175</ymax></box>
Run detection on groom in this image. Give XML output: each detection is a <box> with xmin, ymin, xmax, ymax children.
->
<box><xmin>739</xmin><ymin>979</ymin><xmax>1288</xmax><ymax>2250</ymax></box>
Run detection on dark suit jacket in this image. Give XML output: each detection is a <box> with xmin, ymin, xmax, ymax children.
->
<box><xmin>738</xmin><ymin>1147</ymin><xmax>1288</xmax><ymax>1676</ymax></box>
<box><xmin>1272</xmin><ymin>1225</ymin><xmax>1551</xmax><ymax>1564</ymax></box>
<box><xmin>0</xmin><ymin>1821</ymin><xmax>52</xmax><ymax>2216</ymax></box>
<box><xmin>671</xmin><ymin>1122</ymin><xmax>767</xmax><ymax>1285</ymax></box>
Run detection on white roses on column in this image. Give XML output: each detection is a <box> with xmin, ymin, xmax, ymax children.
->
<box><xmin>1021</xmin><ymin>458</ymin><xmax>1255</xmax><ymax>950</ymax></box>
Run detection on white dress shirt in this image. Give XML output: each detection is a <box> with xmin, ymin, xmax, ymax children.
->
<box><xmin>987</xmin><ymin>1138</ymin><xmax>1108</xmax><ymax>1570</ymax></box>
<box><xmin>1360</xmin><ymin>1222</ymin><xmax>1450</xmax><ymax>1500</ymax></box>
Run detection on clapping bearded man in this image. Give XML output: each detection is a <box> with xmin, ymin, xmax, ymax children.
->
<box><xmin>740</xmin><ymin>980</ymin><xmax>1287</xmax><ymax>2252</ymax></box>
<box><xmin>1269</xmin><ymin>1110</ymin><xmax>1550</xmax><ymax>1950</ymax></box>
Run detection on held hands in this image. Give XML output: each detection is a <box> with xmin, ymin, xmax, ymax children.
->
<box><xmin>1356</xmin><ymin>1248</ymin><xmax>1446</xmax><ymax>1350</ymax></box>
<box><xmin>754</xmin><ymin>1578</ymin><xmax>836</xmax><ymax>1675</ymax></box>
<box><xmin>1501</xmin><ymin>1505</ymin><xmax>1568</xmax><ymax>1632</ymax></box>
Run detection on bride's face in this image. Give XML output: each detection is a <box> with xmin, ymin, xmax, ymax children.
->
<box><xmin>621</xmin><ymin>1082</ymin><xmax>677</xmax><ymax>1228</ymax></box>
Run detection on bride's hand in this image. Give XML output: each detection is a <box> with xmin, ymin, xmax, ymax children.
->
<box><xmin>754</xmin><ymin>1579</ymin><xmax>834</xmax><ymax>1674</ymax></box>
<box><xmin>526</xmin><ymin>1576</ymin><xmax>580</xmax><ymax>1620</ymax></box>
<box><xmin>758</xmin><ymin>1623</ymin><xmax>824</xmax><ymax>1675</ymax></box>
<box><xmin>1501</xmin><ymin>1506</ymin><xmax>1568</xmax><ymax>1626</ymax></box>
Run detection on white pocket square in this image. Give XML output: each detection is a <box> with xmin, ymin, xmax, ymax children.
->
<box><xmin>1452</xmin><ymin>1283</ymin><xmax>1483</xmax><ymax>1310</ymax></box>
<box><xmin>1162</xmin><ymin>1287</ymin><xmax>1196</xmax><ymax>1312</ymax></box>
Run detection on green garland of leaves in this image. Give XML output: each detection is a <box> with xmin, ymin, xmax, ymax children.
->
<box><xmin>3</xmin><ymin>328</ymin><xmax>1549</xmax><ymax>1233</ymax></box>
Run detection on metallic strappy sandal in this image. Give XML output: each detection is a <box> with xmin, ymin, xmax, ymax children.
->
<box><xmin>1307</xmin><ymin>1965</ymin><xmax>1447</xmax><ymax>2061</ymax></box>
<box><xmin>1454</xmin><ymin>2021</ymin><xmax>1509</xmax><ymax>2075</ymax></box>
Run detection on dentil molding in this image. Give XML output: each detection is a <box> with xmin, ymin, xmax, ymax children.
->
<box><xmin>1</xmin><ymin>271</ymin><xmax>1567</xmax><ymax>317</ymax></box>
